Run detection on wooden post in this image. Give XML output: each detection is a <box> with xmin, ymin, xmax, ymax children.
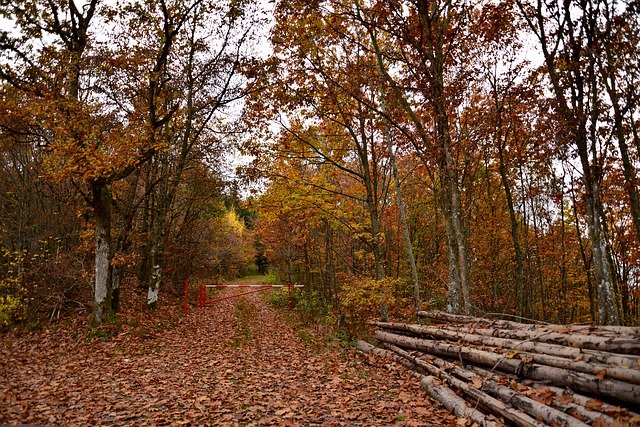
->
<box><xmin>288</xmin><ymin>283</ymin><xmax>293</xmax><ymax>308</ymax></box>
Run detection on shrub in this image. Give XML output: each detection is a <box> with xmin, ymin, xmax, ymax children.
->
<box><xmin>0</xmin><ymin>248</ymin><xmax>26</xmax><ymax>328</ymax></box>
<box><xmin>338</xmin><ymin>276</ymin><xmax>397</xmax><ymax>339</ymax></box>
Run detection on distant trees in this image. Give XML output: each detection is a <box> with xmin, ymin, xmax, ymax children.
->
<box><xmin>0</xmin><ymin>0</ymin><xmax>263</xmax><ymax>324</ymax></box>
<box><xmin>246</xmin><ymin>0</ymin><xmax>640</xmax><ymax>326</ymax></box>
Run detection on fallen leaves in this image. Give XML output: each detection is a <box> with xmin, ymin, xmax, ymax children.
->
<box><xmin>1</xmin><ymin>283</ymin><xmax>456</xmax><ymax>425</ymax></box>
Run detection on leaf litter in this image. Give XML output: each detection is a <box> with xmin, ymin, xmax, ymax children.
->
<box><xmin>1</xmin><ymin>285</ymin><xmax>457</xmax><ymax>426</ymax></box>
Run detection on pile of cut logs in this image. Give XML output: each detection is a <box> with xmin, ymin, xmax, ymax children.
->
<box><xmin>358</xmin><ymin>311</ymin><xmax>640</xmax><ymax>426</ymax></box>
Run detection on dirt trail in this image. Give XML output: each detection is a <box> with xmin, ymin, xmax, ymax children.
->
<box><xmin>1</xmin><ymin>281</ymin><xmax>455</xmax><ymax>426</ymax></box>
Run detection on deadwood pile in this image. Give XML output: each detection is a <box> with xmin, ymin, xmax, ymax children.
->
<box><xmin>358</xmin><ymin>311</ymin><xmax>640</xmax><ymax>427</ymax></box>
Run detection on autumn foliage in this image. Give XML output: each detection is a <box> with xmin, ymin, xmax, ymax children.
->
<box><xmin>2</xmin><ymin>0</ymin><xmax>640</xmax><ymax>330</ymax></box>
<box><xmin>0</xmin><ymin>0</ymin><xmax>265</xmax><ymax>326</ymax></box>
<box><xmin>245</xmin><ymin>0</ymin><xmax>640</xmax><ymax>328</ymax></box>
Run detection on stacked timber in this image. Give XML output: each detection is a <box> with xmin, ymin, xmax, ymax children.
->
<box><xmin>359</xmin><ymin>311</ymin><xmax>640</xmax><ymax>426</ymax></box>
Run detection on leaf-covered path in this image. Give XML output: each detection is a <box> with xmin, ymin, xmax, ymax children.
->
<box><xmin>1</xmin><ymin>281</ymin><xmax>455</xmax><ymax>426</ymax></box>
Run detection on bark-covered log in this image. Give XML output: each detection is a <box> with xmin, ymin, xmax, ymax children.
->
<box><xmin>356</xmin><ymin>341</ymin><xmax>496</xmax><ymax>426</ymax></box>
<box><xmin>371</xmin><ymin>323</ymin><xmax>640</xmax><ymax>384</ymax></box>
<box><xmin>372</xmin><ymin>321</ymin><xmax>640</xmax><ymax>368</ymax></box>
<box><xmin>418</xmin><ymin>311</ymin><xmax>640</xmax><ymax>337</ymax></box>
<box><xmin>466</xmin><ymin>364</ymin><xmax>639</xmax><ymax>422</ymax></box>
<box><xmin>380</xmin><ymin>344</ymin><xmax>547</xmax><ymax>427</ymax></box>
<box><xmin>420</xmin><ymin>376</ymin><xmax>497</xmax><ymax>427</ymax></box>
<box><xmin>386</xmin><ymin>346</ymin><xmax>591</xmax><ymax>427</ymax></box>
<box><xmin>432</xmin><ymin>324</ymin><xmax>640</xmax><ymax>354</ymax></box>
<box><xmin>418</xmin><ymin>310</ymin><xmax>537</xmax><ymax>328</ymax></box>
<box><xmin>374</xmin><ymin>330</ymin><xmax>640</xmax><ymax>404</ymax></box>
<box><xmin>541</xmin><ymin>385</ymin><xmax>640</xmax><ymax>420</ymax></box>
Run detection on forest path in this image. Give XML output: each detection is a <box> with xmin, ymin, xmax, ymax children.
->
<box><xmin>1</xmin><ymin>279</ymin><xmax>455</xmax><ymax>426</ymax></box>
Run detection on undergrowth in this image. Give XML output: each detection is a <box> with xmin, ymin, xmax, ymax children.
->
<box><xmin>264</xmin><ymin>288</ymin><xmax>346</xmax><ymax>353</ymax></box>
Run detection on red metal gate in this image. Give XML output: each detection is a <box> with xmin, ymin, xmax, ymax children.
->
<box><xmin>183</xmin><ymin>281</ymin><xmax>303</xmax><ymax>314</ymax></box>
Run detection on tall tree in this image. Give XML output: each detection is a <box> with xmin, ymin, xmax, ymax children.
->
<box><xmin>0</xmin><ymin>0</ymin><xmax>200</xmax><ymax>321</ymax></box>
<box><xmin>516</xmin><ymin>0</ymin><xmax>622</xmax><ymax>324</ymax></box>
<box><xmin>357</xmin><ymin>0</ymin><xmax>475</xmax><ymax>314</ymax></box>
<box><xmin>253</xmin><ymin>0</ymin><xmax>393</xmax><ymax>286</ymax></box>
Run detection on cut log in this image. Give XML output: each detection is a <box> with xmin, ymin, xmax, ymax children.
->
<box><xmin>355</xmin><ymin>340</ymin><xmax>496</xmax><ymax>426</ymax></box>
<box><xmin>381</xmin><ymin>344</ymin><xmax>548</xmax><ymax>427</ymax></box>
<box><xmin>384</xmin><ymin>345</ymin><xmax>591</xmax><ymax>427</ymax></box>
<box><xmin>419</xmin><ymin>310</ymin><xmax>542</xmax><ymax>328</ymax></box>
<box><xmin>420</xmin><ymin>376</ymin><xmax>498</xmax><ymax>427</ymax></box>
<box><xmin>466</xmin><ymin>364</ymin><xmax>640</xmax><ymax>421</ymax></box>
<box><xmin>540</xmin><ymin>383</ymin><xmax>640</xmax><ymax>420</ymax></box>
<box><xmin>432</xmin><ymin>324</ymin><xmax>640</xmax><ymax>354</ymax></box>
<box><xmin>372</xmin><ymin>321</ymin><xmax>640</xmax><ymax>368</ymax></box>
<box><xmin>418</xmin><ymin>310</ymin><xmax>640</xmax><ymax>337</ymax></box>
<box><xmin>374</xmin><ymin>330</ymin><xmax>640</xmax><ymax>404</ymax></box>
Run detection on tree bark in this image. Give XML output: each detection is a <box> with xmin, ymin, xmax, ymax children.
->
<box><xmin>418</xmin><ymin>310</ymin><xmax>640</xmax><ymax>336</ymax></box>
<box><xmin>91</xmin><ymin>183</ymin><xmax>113</xmax><ymax>323</ymax></box>
<box><xmin>374</xmin><ymin>330</ymin><xmax>640</xmax><ymax>404</ymax></box>
<box><xmin>372</xmin><ymin>321</ymin><xmax>640</xmax><ymax>368</ymax></box>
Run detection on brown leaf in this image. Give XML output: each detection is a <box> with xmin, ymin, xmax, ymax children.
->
<box><xmin>520</xmin><ymin>355</ymin><xmax>534</xmax><ymax>364</ymax></box>
<box><xmin>585</xmin><ymin>399</ymin><xmax>603</xmax><ymax>411</ymax></box>
<box><xmin>471</xmin><ymin>378</ymin><xmax>484</xmax><ymax>389</ymax></box>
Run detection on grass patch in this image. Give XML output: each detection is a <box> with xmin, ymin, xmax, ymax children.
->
<box><xmin>230</xmin><ymin>298</ymin><xmax>257</xmax><ymax>347</ymax></box>
<box><xmin>240</xmin><ymin>272</ymin><xmax>278</xmax><ymax>285</ymax></box>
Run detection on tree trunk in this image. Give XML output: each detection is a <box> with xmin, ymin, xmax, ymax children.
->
<box><xmin>516</xmin><ymin>0</ymin><xmax>620</xmax><ymax>325</ymax></box>
<box><xmin>497</xmin><ymin>140</ymin><xmax>525</xmax><ymax>317</ymax></box>
<box><xmin>362</xmin><ymin>1</ymin><xmax>471</xmax><ymax>315</ymax></box>
<box><xmin>429</xmin><ymin>3</ymin><xmax>471</xmax><ymax>315</ymax></box>
<box><xmin>376</xmin><ymin>78</ymin><xmax>420</xmax><ymax>314</ymax></box>
<box><xmin>146</xmin><ymin>163</ymin><xmax>169</xmax><ymax>309</ymax></box>
<box><xmin>569</xmin><ymin>177</ymin><xmax>597</xmax><ymax>322</ymax></box>
<box><xmin>91</xmin><ymin>183</ymin><xmax>113</xmax><ymax>323</ymax></box>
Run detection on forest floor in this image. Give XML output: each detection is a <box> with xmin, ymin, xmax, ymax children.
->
<box><xmin>1</xmin><ymin>278</ymin><xmax>456</xmax><ymax>426</ymax></box>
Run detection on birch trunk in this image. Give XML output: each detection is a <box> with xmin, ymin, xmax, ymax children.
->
<box><xmin>374</xmin><ymin>330</ymin><xmax>640</xmax><ymax>404</ymax></box>
<box><xmin>372</xmin><ymin>321</ymin><xmax>640</xmax><ymax>367</ymax></box>
<box><xmin>91</xmin><ymin>184</ymin><xmax>113</xmax><ymax>323</ymax></box>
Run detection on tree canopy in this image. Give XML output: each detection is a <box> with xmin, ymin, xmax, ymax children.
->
<box><xmin>2</xmin><ymin>0</ymin><xmax>639</xmax><ymax>327</ymax></box>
